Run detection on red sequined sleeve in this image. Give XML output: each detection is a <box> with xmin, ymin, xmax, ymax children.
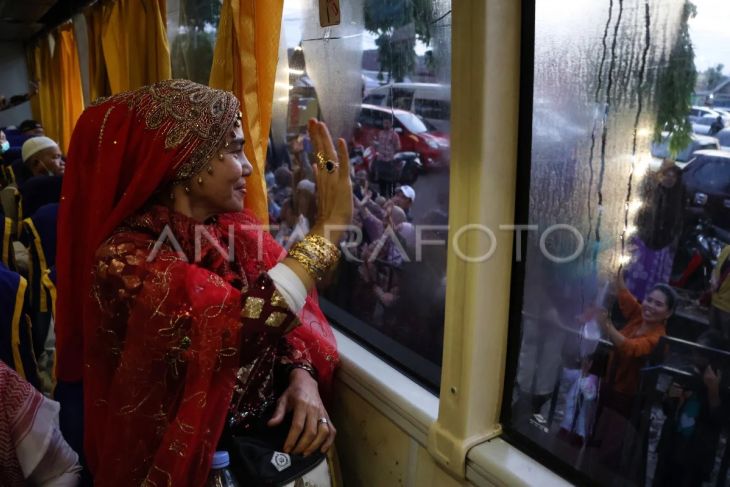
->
<box><xmin>85</xmin><ymin>235</ymin><xmax>297</xmax><ymax>487</ymax></box>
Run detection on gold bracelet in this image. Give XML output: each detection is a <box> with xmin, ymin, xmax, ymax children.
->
<box><xmin>288</xmin><ymin>234</ymin><xmax>341</xmax><ymax>282</ymax></box>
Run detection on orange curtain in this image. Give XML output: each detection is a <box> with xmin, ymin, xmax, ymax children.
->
<box><xmin>209</xmin><ymin>0</ymin><xmax>285</xmax><ymax>225</ymax></box>
<box><xmin>27</xmin><ymin>26</ymin><xmax>84</xmax><ymax>154</ymax></box>
<box><xmin>54</xmin><ymin>25</ymin><xmax>86</xmax><ymax>154</ymax></box>
<box><xmin>27</xmin><ymin>39</ymin><xmax>56</xmax><ymax>133</ymax></box>
<box><xmin>87</xmin><ymin>0</ymin><xmax>171</xmax><ymax>97</ymax></box>
<box><xmin>85</xmin><ymin>6</ymin><xmax>110</xmax><ymax>101</ymax></box>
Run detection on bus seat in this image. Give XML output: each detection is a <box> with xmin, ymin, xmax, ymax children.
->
<box><xmin>0</xmin><ymin>185</ymin><xmax>20</xmax><ymax>233</ymax></box>
<box><xmin>0</xmin><ymin>262</ymin><xmax>40</xmax><ymax>390</ymax></box>
<box><xmin>5</xmin><ymin>131</ymin><xmax>28</xmax><ymax>148</ymax></box>
<box><xmin>20</xmin><ymin>203</ymin><xmax>58</xmax><ymax>359</ymax></box>
<box><xmin>1</xmin><ymin>214</ymin><xmax>15</xmax><ymax>270</ymax></box>
<box><xmin>4</xmin><ymin>147</ymin><xmax>21</xmax><ymax>164</ymax></box>
<box><xmin>19</xmin><ymin>175</ymin><xmax>63</xmax><ymax>218</ymax></box>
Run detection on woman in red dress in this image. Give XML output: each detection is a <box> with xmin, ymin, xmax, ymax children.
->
<box><xmin>54</xmin><ymin>79</ymin><xmax>352</xmax><ymax>485</ymax></box>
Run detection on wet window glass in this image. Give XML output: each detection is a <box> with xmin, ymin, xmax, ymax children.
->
<box><xmin>268</xmin><ymin>0</ymin><xmax>452</xmax><ymax>388</ymax></box>
<box><xmin>414</xmin><ymin>98</ymin><xmax>450</xmax><ymax>121</ymax></box>
<box><xmin>166</xmin><ymin>0</ymin><xmax>221</xmax><ymax>84</ymax></box>
<box><xmin>504</xmin><ymin>1</ymin><xmax>730</xmax><ymax>485</ymax></box>
<box><xmin>693</xmin><ymin>159</ymin><xmax>730</xmax><ymax>192</ymax></box>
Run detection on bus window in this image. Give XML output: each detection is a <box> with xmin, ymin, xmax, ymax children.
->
<box><xmin>269</xmin><ymin>0</ymin><xmax>452</xmax><ymax>389</ymax></box>
<box><xmin>166</xmin><ymin>0</ymin><xmax>221</xmax><ymax>84</ymax></box>
<box><xmin>503</xmin><ymin>1</ymin><xmax>730</xmax><ymax>485</ymax></box>
<box><xmin>413</xmin><ymin>98</ymin><xmax>450</xmax><ymax>123</ymax></box>
<box><xmin>391</xmin><ymin>88</ymin><xmax>414</xmax><ymax>111</ymax></box>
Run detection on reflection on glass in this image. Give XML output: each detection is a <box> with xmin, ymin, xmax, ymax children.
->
<box><xmin>166</xmin><ymin>0</ymin><xmax>221</xmax><ymax>84</ymax></box>
<box><xmin>507</xmin><ymin>1</ymin><xmax>730</xmax><ymax>485</ymax></box>
<box><xmin>267</xmin><ymin>0</ymin><xmax>452</xmax><ymax>387</ymax></box>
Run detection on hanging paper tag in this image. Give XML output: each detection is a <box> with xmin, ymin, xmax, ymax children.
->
<box><xmin>319</xmin><ymin>0</ymin><xmax>341</xmax><ymax>27</ymax></box>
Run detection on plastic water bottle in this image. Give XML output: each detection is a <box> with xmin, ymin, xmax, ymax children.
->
<box><xmin>206</xmin><ymin>451</ymin><xmax>240</xmax><ymax>487</ymax></box>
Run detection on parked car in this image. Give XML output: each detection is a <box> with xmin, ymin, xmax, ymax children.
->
<box><xmin>354</xmin><ymin>104</ymin><xmax>450</xmax><ymax>170</ymax></box>
<box><xmin>363</xmin><ymin>83</ymin><xmax>451</xmax><ymax>132</ymax></box>
<box><xmin>713</xmin><ymin>107</ymin><xmax>730</xmax><ymax>119</ymax></box>
<box><xmin>689</xmin><ymin>105</ymin><xmax>729</xmax><ymax>135</ymax></box>
<box><xmin>682</xmin><ymin>150</ymin><xmax>730</xmax><ymax>230</ymax></box>
<box><xmin>715</xmin><ymin>128</ymin><xmax>730</xmax><ymax>151</ymax></box>
<box><xmin>688</xmin><ymin>105</ymin><xmax>724</xmax><ymax>123</ymax></box>
<box><xmin>650</xmin><ymin>132</ymin><xmax>719</xmax><ymax>169</ymax></box>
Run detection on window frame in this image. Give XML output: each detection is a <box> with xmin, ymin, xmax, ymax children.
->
<box><xmin>424</xmin><ymin>0</ymin><xmax>525</xmax><ymax>478</ymax></box>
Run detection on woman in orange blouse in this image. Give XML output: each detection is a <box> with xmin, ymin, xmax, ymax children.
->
<box><xmin>592</xmin><ymin>271</ymin><xmax>676</xmax><ymax>473</ymax></box>
<box><xmin>597</xmin><ymin>271</ymin><xmax>675</xmax><ymax>414</ymax></box>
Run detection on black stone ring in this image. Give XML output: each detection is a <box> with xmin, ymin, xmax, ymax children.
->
<box><xmin>325</xmin><ymin>159</ymin><xmax>339</xmax><ymax>173</ymax></box>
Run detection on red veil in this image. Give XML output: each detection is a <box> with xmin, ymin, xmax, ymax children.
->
<box><xmin>56</xmin><ymin>80</ymin><xmax>338</xmax><ymax>485</ymax></box>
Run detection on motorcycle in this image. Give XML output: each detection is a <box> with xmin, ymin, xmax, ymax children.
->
<box><xmin>670</xmin><ymin>219</ymin><xmax>730</xmax><ymax>292</ymax></box>
<box><xmin>394</xmin><ymin>151</ymin><xmax>422</xmax><ymax>185</ymax></box>
<box><xmin>349</xmin><ymin>143</ymin><xmax>422</xmax><ymax>185</ymax></box>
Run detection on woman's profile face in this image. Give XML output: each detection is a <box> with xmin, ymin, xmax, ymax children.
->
<box><xmin>188</xmin><ymin>123</ymin><xmax>253</xmax><ymax>215</ymax></box>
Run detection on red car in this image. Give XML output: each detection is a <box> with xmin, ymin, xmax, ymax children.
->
<box><xmin>353</xmin><ymin>104</ymin><xmax>450</xmax><ymax>169</ymax></box>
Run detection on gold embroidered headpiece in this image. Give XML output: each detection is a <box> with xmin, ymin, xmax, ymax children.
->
<box><xmin>93</xmin><ymin>79</ymin><xmax>241</xmax><ymax>183</ymax></box>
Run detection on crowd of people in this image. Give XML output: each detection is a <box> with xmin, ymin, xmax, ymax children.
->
<box><xmin>0</xmin><ymin>85</ymin><xmax>81</xmax><ymax>484</ymax></box>
<box><xmin>514</xmin><ymin>158</ymin><xmax>730</xmax><ymax>486</ymax></box>
<box><xmin>264</xmin><ymin>120</ymin><xmax>448</xmax><ymax>365</ymax></box>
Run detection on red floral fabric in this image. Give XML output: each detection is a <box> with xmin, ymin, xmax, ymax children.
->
<box><xmin>55</xmin><ymin>81</ymin><xmax>338</xmax><ymax>486</ymax></box>
<box><xmin>86</xmin><ymin>205</ymin><xmax>338</xmax><ymax>486</ymax></box>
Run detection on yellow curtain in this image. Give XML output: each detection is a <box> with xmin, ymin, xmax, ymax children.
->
<box><xmin>27</xmin><ymin>26</ymin><xmax>85</xmax><ymax>154</ymax></box>
<box><xmin>85</xmin><ymin>6</ymin><xmax>110</xmax><ymax>101</ymax></box>
<box><xmin>209</xmin><ymin>0</ymin><xmax>285</xmax><ymax>225</ymax></box>
<box><xmin>89</xmin><ymin>0</ymin><xmax>171</xmax><ymax>96</ymax></box>
<box><xmin>28</xmin><ymin>37</ymin><xmax>61</xmax><ymax>149</ymax></box>
<box><xmin>54</xmin><ymin>25</ymin><xmax>85</xmax><ymax>154</ymax></box>
<box><xmin>26</xmin><ymin>48</ymin><xmax>42</xmax><ymax>121</ymax></box>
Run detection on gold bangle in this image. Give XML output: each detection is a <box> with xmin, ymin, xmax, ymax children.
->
<box><xmin>288</xmin><ymin>234</ymin><xmax>341</xmax><ymax>282</ymax></box>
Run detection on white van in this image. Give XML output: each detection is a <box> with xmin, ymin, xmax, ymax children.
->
<box><xmin>363</xmin><ymin>82</ymin><xmax>451</xmax><ymax>132</ymax></box>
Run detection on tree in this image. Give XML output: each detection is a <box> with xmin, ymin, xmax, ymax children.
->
<box><xmin>703</xmin><ymin>63</ymin><xmax>725</xmax><ymax>90</ymax></box>
<box><xmin>170</xmin><ymin>0</ymin><xmax>222</xmax><ymax>84</ymax></box>
<box><xmin>653</xmin><ymin>1</ymin><xmax>697</xmax><ymax>156</ymax></box>
<box><xmin>178</xmin><ymin>0</ymin><xmax>221</xmax><ymax>31</ymax></box>
<box><xmin>364</xmin><ymin>0</ymin><xmax>434</xmax><ymax>82</ymax></box>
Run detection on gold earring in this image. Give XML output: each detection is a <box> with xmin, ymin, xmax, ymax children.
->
<box><xmin>207</xmin><ymin>164</ymin><xmax>214</xmax><ymax>174</ymax></box>
<box><xmin>197</xmin><ymin>176</ymin><xmax>203</xmax><ymax>185</ymax></box>
<box><xmin>218</xmin><ymin>153</ymin><xmax>224</xmax><ymax>161</ymax></box>
<box><xmin>184</xmin><ymin>185</ymin><xmax>190</xmax><ymax>194</ymax></box>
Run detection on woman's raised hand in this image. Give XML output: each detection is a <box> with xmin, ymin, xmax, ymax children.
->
<box><xmin>308</xmin><ymin>118</ymin><xmax>353</xmax><ymax>244</ymax></box>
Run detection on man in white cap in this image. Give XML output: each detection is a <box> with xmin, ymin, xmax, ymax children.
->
<box><xmin>392</xmin><ymin>184</ymin><xmax>415</xmax><ymax>217</ymax></box>
<box><xmin>22</xmin><ymin>136</ymin><xmax>64</xmax><ymax>178</ymax></box>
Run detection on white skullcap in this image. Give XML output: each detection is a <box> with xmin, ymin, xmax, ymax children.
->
<box><xmin>22</xmin><ymin>136</ymin><xmax>59</xmax><ymax>162</ymax></box>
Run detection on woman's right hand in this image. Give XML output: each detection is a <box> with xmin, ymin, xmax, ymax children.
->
<box><xmin>308</xmin><ymin>118</ymin><xmax>353</xmax><ymax>244</ymax></box>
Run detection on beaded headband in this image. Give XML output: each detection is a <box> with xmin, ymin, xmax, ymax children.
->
<box><xmin>92</xmin><ymin>79</ymin><xmax>241</xmax><ymax>183</ymax></box>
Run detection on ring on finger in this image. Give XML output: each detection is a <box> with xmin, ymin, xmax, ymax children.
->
<box><xmin>317</xmin><ymin>417</ymin><xmax>329</xmax><ymax>426</ymax></box>
<box><xmin>316</xmin><ymin>152</ymin><xmax>327</xmax><ymax>170</ymax></box>
<box><xmin>325</xmin><ymin>160</ymin><xmax>339</xmax><ymax>173</ymax></box>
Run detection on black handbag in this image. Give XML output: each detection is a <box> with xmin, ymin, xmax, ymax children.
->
<box><xmin>219</xmin><ymin>414</ymin><xmax>327</xmax><ymax>487</ymax></box>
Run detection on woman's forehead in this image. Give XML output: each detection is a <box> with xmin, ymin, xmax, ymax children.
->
<box><xmin>646</xmin><ymin>290</ymin><xmax>667</xmax><ymax>303</ymax></box>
